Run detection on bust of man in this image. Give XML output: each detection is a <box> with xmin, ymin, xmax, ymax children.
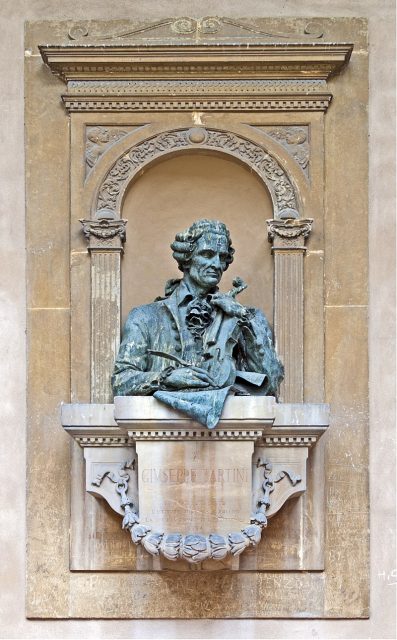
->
<box><xmin>112</xmin><ymin>219</ymin><xmax>283</xmax><ymax>427</ymax></box>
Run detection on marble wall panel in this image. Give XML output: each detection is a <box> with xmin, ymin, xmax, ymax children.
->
<box><xmin>26</xmin><ymin>309</ymin><xmax>71</xmax><ymax>617</ymax></box>
<box><xmin>323</xmin><ymin>306</ymin><xmax>369</xmax><ymax>617</ymax></box>
<box><xmin>25</xmin><ymin>56</ymin><xmax>70</xmax><ymax>310</ymax></box>
<box><xmin>325</xmin><ymin>40</ymin><xmax>369</xmax><ymax>307</ymax></box>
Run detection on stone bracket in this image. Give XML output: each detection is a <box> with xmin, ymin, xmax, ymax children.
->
<box><xmin>84</xmin><ymin>446</ymin><xmax>304</xmax><ymax>564</ymax></box>
<box><xmin>61</xmin><ymin>398</ymin><xmax>329</xmax><ymax>566</ymax></box>
<box><xmin>84</xmin><ymin>447</ymin><xmax>307</xmax><ymax>522</ymax></box>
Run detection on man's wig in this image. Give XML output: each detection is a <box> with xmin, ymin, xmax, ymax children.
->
<box><xmin>171</xmin><ymin>219</ymin><xmax>234</xmax><ymax>273</ymax></box>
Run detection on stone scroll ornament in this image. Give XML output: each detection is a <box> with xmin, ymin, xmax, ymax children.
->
<box><xmin>93</xmin><ymin>458</ymin><xmax>301</xmax><ymax>563</ymax></box>
<box><xmin>112</xmin><ymin>218</ymin><xmax>285</xmax><ymax>428</ymax></box>
<box><xmin>68</xmin><ymin>17</ymin><xmax>324</xmax><ymax>41</ymax></box>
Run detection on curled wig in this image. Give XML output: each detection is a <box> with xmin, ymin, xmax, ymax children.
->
<box><xmin>170</xmin><ymin>219</ymin><xmax>235</xmax><ymax>273</ymax></box>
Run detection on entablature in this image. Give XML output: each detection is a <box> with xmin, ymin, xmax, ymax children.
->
<box><xmin>39</xmin><ymin>41</ymin><xmax>352</xmax><ymax>113</ymax></box>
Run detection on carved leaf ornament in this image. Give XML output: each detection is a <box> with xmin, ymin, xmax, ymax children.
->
<box><xmin>94</xmin><ymin>458</ymin><xmax>301</xmax><ymax>563</ymax></box>
<box><xmin>95</xmin><ymin>128</ymin><xmax>298</xmax><ymax>219</ymax></box>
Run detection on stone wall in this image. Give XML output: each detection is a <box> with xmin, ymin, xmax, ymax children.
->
<box><xmin>0</xmin><ymin>0</ymin><xmax>395</xmax><ymax>638</ymax></box>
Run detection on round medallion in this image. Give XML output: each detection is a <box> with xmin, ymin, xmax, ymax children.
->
<box><xmin>187</xmin><ymin>128</ymin><xmax>208</xmax><ymax>144</ymax></box>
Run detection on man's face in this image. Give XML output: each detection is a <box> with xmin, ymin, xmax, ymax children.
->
<box><xmin>188</xmin><ymin>232</ymin><xmax>229</xmax><ymax>290</ymax></box>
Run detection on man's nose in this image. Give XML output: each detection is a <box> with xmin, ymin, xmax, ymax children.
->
<box><xmin>210</xmin><ymin>254</ymin><xmax>221</xmax><ymax>269</ymax></box>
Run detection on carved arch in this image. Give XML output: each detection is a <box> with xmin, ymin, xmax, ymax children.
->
<box><xmin>92</xmin><ymin>127</ymin><xmax>300</xmax><ymax>220</ymax></box>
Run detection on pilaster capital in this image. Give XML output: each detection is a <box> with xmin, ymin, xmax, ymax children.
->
<box><xmin>80</xmin><ymin>215</ymin><xmax>127</xmax><ymax>251</ymax></box>
<box><xmin>266</xmin><ymin>218</ymin><xmax>313</xmax><ymax>250</ymax></box>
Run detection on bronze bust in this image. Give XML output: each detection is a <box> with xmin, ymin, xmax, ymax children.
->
<box><xmin>112</xmin><ymin>219</ymin><xmax>283</xmax><ymax>427</ymax></box>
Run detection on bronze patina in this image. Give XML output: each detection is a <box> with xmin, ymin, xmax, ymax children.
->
<box><xmin>112</xmin><ymin>219</ymin><xmax>283</xmax><ymax>427</ymax></box>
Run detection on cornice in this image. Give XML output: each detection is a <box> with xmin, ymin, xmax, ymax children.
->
<box><xmin>61</xmin><ymin>400</ymin><xmax>329</xmax><ymax>447</ymax></box>
<box><xmin>39</xmin><ymin>42</ymin><xmax>353</xmax><ymax>82</ymax></box>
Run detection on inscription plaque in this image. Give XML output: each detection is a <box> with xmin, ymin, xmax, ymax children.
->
<box><xmin>136</xmin><ymin>441</ymin><xmax>253</xmax><ymax>534</ymax></box>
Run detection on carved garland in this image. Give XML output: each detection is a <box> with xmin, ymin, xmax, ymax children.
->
<box><xmin>267</xmin><ymin>217</ymin><xmax>313</xmax><ymax>248</ymax></box>
<box><xmin>93</xmin><ymin>458</ymin><xmax>301</xmax><ymax>563</ymax></box>
<box><xmin>80</xmin><ymin>218</ymin><xmax>127</xmax><ymax>241</ymax></box>
<box><xmin>95</xmin><ymin>128</ymin><xmax>299</xmax><ymax>219</ymax></box>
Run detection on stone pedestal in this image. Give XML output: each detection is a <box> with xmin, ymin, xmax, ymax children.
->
<box><xmin>115</xmin><ymin>396</ymin><xmax>276</xmax><ymax>569</ymax></box>
<box><xmin>61</xmin><ymin>396</ymin><xmax>328</xmax><ymax>570</ymax></box>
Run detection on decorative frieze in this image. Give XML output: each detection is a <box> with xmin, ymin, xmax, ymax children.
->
<box><xmin>64</xmin><ymin>432</ymin><xmax>323</xmax><ymax>448</ymax></box>
<box><xmin>64</xmin><ymin>77</ymin><xmax>331</xmax><ymax>112</ymax></box>
<box><xmin>263</xmin><ymin>435</ymin><xmax>317</xmax><ymax>447</ymax></box>
<box><xmin>127</xmin><ymin>429</ymin><xmax>264</xmax><ymax>441</ymax></box>
<box><xmin>68</xmin><ymin>78</ymin><xmax>328</xmax><ymax>95</ymax></box>
<box><xmin>63</xmin><ymin>96</ymin><xmax>332</xmax><ymax>113</ymax></box>
<box><xmin>76</xmin><ymin>435</ymin><xmax>130</xmax><ymax>447</ymax></box>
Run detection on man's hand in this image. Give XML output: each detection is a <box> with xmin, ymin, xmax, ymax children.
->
<box><xmin>211</xmin><ymin>292</ymin><xmax>246</xmax><ymax>318</ymax></box>
<box><xmin>162</xmin><ymin>366</ymin><xmax>216</xmax><ymax>389</ymax></box>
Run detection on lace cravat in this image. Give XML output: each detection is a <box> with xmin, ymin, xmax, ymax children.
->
<box><xmin>185</xmin><ymin>295</ymin><xmax>215</xmax><ymax>339</ymax></box>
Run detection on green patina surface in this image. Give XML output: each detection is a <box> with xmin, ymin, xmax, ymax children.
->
<box><xmin>112</xmin><ymin>219</ymin><xmax>283</xmax><ymax>427</ymax></box>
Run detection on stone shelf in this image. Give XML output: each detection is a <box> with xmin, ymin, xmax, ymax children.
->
<box><xmin>61</xmin><ymin>396</ymin><xmax>329</xmax><ymax>446</ymax></box>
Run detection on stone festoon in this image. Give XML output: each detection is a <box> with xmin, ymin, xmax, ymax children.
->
<box><xmin>112</xmin><ymin>219</ymin><xmax>284</xmax><ymax>428</ymax></box>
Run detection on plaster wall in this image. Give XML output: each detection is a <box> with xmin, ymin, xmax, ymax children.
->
<box><xmin>121</xmin><ymin>155</ymin><xmax>274</xmax><ymax>322</ymax></box>
<box><xmin>0</xmin><ymin>0</ymin><xmax>395</xmax><ymax>638</ymax></box>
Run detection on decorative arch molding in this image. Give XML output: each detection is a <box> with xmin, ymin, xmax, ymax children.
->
<box><xmin>93</xmin><ymin>127</ymin><xmax>300</xmax><ymax>220</ymax></box>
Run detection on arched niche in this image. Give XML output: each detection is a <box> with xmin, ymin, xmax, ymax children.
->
<box><xmin>120</xmin><ymin>151</ymin><xmax>275</xmax><ymax>326</ymax></box>
<box><xmin>81</xmin><ymin>124</ymin><xmax>312</xmax><ymax>404</ymax></box>
<box><xmin>92</xmin><ymin>127</ymin><xmax>301</xmax><ymax>221</ymax></box>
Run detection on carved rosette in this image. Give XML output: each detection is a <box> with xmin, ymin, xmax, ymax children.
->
<box><xmin>80</xmin><ymin>217</ymin><xmax>127</xmax><ymax>251</ymax></box>
<box><xmin>93</xmin><ymin>457</ymin><xmax>301</xmax><ymax>564</ymax></box>
<box><xmin>267</xmin><ymin>218</ymin><xmax>313</xmax><ymax>250</ymax></box>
